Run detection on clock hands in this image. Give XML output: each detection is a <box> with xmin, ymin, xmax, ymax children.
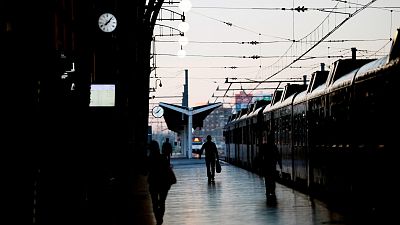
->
<box><xmin>153</xmin><ymin>107</ymin><xmax>163</xmax><ymax>117</ymax></box>
<box><xmin>105</xmin><ymin>16</ymin><xmax>113</xmax><ymax>26</ymax></box>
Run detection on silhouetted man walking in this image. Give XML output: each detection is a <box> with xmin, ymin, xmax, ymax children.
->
<box><xmin>260</xmin><ymin>132</ymin><xmax>282</xmax><ymax>198</ymax></box>
<box><xmin>200</xmin><ymin>135</ymin><xmax>219</xmax><ymax>183</ymax></box>
<box><xmin>162</xmin><ymin>138</ymin><xmax>173</xmax><ymax>163</ymax></box>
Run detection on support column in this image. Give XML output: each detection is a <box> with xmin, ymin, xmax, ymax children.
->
<box><xmin>182</xmin><ymin>126</ymin><xmax>187</xmax><ymax>158</ymax></box>
<box><xmin>183</xmin><ymin>69</ymin><xmax>191</xmax><ymax>158</ymax></box>
<box><xmin>187</xmin><ymin>108</ymin><xmax>193</xmax><ymax>159</ymax></box>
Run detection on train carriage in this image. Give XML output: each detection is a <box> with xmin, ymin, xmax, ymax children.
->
<box><xmin>350</xmin><ymin>47</ymin><xmax>400</xmax><ymax>210</ymax></box>
<box><xmin>320</xmin><ymin>58</ymin><xmax>374</xmax><ymax>198</ymax></box>
<box><xmin>223</xmin><ymin>29</ymin><xmax>400</xmax><ymax>214</ymax></box>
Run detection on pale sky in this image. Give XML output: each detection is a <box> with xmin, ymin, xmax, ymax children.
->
<box><xmin>150</xmin><ymin>0</ymin><xmax>400</xmax><ymax>110</ymax></box>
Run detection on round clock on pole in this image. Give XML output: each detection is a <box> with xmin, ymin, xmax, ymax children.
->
<box><xmin>152</xmin><ymin>106</ymin><xmax>164</xmax><ymax>118</ymax></box>
<box><xmin>98</xmin><ymin>13</ymin><xmax>117</xmax><ymax>32</ymax></box>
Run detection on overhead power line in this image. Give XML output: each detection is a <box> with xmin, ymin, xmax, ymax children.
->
<box><xmin>188</xmin><ymin>5</ymin><xmax>400</xmax><ymax>12</ymax></box>
<box><xmin>154</xmin><ymin>53</ymin><xmax>373</xmax><ymax>60</ymax></box>
<box><xmin>191</xmin><ymin>10</ymin><xmax>293</xmax><ymax>41</ymax></box>
<box><xmin>264</xmin><ymin>0</ymin><xmax>377</xmax><ymax>81</ymax></box>
<box><xmin>154</xmin><ymin>38</ymin><xmax>390</xmax><ymax>45</ymax></box>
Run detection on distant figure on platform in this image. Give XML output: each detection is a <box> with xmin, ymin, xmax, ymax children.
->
<box><xmin>200</xmin><ymin>135</ymin><xmax>219</xmax><ymax>183</ymax></box>
<box><xmin>148</xmin><ymin>140</ymin><xmax>172</xmax><ymax>225</ymax></box>
<box><xmin>260</xmin><ymin>132</ymin><xmax>282</xmax><ymax>198</ymax></box>
<box><xmin>162</xmin><ymin>138</ymin><xmax>173</xmax><ymax>163</ymax></box>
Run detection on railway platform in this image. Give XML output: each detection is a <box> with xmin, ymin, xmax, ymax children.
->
<box><xmin>132</xmin><ymin>157</ymin><xmax>390</xmax><ymax>225</ymax></box>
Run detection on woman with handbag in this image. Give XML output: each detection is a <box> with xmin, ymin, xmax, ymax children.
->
<box><xmin>147</xmin><ymin>140</ymin><xmax>174</xmax><ymax>225</ymax></box>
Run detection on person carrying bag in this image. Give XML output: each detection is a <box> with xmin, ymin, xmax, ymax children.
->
<box><xmin>201</xmin><ymin>135</ymin><xmax>220</xmax><ymax>183</ymax></box>
<box><xmin>147</xmin><ymin>140</ymin><xmax>175</xmax><ymax>225</ymax></box>
<box><xmin>216</xmin><ymin>160</ymin><xmax>222</xmax><ymax>173</ymax></box>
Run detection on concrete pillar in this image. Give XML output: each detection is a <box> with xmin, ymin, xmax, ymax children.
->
<box><xmin>188</xmin><ymin>108</ymin><xmax>193</xmax><ymax>159</ymax></box>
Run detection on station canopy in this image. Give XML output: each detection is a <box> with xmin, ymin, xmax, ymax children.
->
<box><xmin>159</xmin><ymin>102</ymin><xmax>222</xmax><ymax>133</ymax></box>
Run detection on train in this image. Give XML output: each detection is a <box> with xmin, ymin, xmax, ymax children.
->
<box><xmin>223</xmin><ymin>29</ymin><xmax>399</xmax><ymax>214</ymax></box>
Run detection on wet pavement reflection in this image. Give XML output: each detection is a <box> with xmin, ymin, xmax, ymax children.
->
<box><xmin>163</xmin><ymin>159</ymin><xmax>347</xmax><ymax>225</ymax></box>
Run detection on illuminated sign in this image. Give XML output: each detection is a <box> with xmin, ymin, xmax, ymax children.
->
<box><xmin>89</xmin><ymin>84</ymin><xmax>115</xmax><ymax>107</ymax></box>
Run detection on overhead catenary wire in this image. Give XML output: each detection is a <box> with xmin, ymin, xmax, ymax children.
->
<box><xmin>155</xmin><ymin>0</ymin><xmax>398</xmax><ymax>109</ymax></box>
<box><xmin>154</xmin><ymin>38</ymin><xmax>391</xmax><ymax>45</ymax></box>
<box><xmin>190</xmin><ymin>10</ymin><xmax>293</xmax><ymax>41</ymax></box>
<box><xmin>212</xmin><ymin>0</ymin><xmax>379</xmax><ymax>101</ymax></box>
<box><xmin>164</xmin><ymin>4</ymin><xmax>400</xmax><ymax>13</ymax></box>
<box><xmin>263</xmin><ymin>0</ymin><xmax>377</xmax><ymax>81</ymax></box>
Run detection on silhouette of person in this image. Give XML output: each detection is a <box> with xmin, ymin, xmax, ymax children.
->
<box><xmin>161</xmin><ymin>138</ymin><xmax>173</xmax><ymax>163</ymax></box>
<box><xmin>147</xmin><ymin>140</ymin><xmax>172</xmax><ymax>225</ymax></box>
<box><xmin>200</xmin><ymin>135</ymin><xmax>219</xmax><ymax>183</ymax></box>
<box><xmin>260</xmin><ymin>132</ymin><xmax>282</xmax><ymax>198</ymax></box>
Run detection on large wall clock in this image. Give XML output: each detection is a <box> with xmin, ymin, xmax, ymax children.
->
<box><xmin>98</xmin><ymin>13</ymin><xmax>117</xmax><ymax>32</ymax></box>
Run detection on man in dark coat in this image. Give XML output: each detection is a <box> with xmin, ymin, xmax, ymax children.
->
<box><xmin>161</xmin><ymin>138</ymin><xmax>173</xmax><ymax>163</ymax></box>
<box><xmin>200</xmin><ymin>135</ymin><xmax>219</xmax><ymax>182</ymax></box>
<box><xmin>260</xmin><ymin>132</ymin><xmax>282</xmax><ymax>198</ymax></box>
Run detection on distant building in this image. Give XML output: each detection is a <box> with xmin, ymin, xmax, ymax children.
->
<box><xmin>195</xmin><ymin>107</ymin><xmax>232</xmax><ymax>157</ymax></box>
<box><xmin>235</xmin><ymin>91</ymin><xmax>253</xmax><ymax>111</ymax></box>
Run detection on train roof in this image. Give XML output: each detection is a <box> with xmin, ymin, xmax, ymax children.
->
<box><xmin>353</xmin><ymin>56</ymin><xmax>391</xmax><ymax>82</ymax></box>
<box><xmin>328</xmin><ymin>29</ymin><xmax>400</xmax><ymax>92</ymax></box>
<box><xmin>231</xmin><ymin>29</ymin><xmax>400</xmax><ymax>125</ymax></box>
<box><xmin>327</xmin><ymin>58</ymin><xmax>374</xmax><ymax>87</ymax></box>
<box><xmin>271</xmin><ymin>90</ymin><xmax>283</xmax><ymax>105</ymax></box>
<box><xmin>272</xmin><ymin>83</ymin><xmax>307</xmax><ymax>109</ymax></box>
<box><xmin>292</xmin><ymin>89</ymin><xmax>307</xmax><ymax>105</ymax></box>
<box><xmin>305</xmin><ymin>70</ymin><xmax>329</xmax><ymax>101</ymax></box>
<box><xmin>279</xmin><ymin>92</ymin><xmax>297</xmax><ymax>108</ymax></box>
<box><xmin>233</xmin><ymin>108</ymin><xmax>249</xmax><ymax>125</ymax></box>
<box><xmin>239</xmin><ymin>103</ymin><xmax>254</xmax><ymax>121</ymax></box>
<box><xmin>228</xmin><ymin>112</ymin><xmax>239</xmax><ymax>123</ymax></box>
<box><xmin>307</xmin><ymin>70</ymin><xmax>329</xmax><ymax>93</ymax></box>
<box><xmin>226</xmin><ymin>105</ymin><xmax>250</xmax><ymax>126</ymax></box>
<box><xmin>262</xmin><ymin>89</ymin><xmax>284</xmax><ymax>113</ymax></box>
<box><xmin>283</xmin><ymin>83</ymin><xmax>307</xmax><ymax>99</ymax></box>
<box><xmin>328</xmin><ymin>68</ymin><xmax>359</xmax><ymax>92</ymax></box>
<box><xmin>249</xmin><ymin>106</ymin><xmax>265</xmax><ymax>122</ymax></box>
<box><xmin>248</xmin><ymin>100</ymin><xmax>270</xmax><ymax>120</ymax></box>
<box><xmin>238</xmin><ymin>108</ymin><xmax>248</xmax><ymax>117</ymax></box>
<box><xmin>262</xmin><ymin>103</ymin><xmax>272</xmax><ymax>114</ymax></box>
<box><xmin>307</xmin><ymin>82</ymin><xmax>327</xmax><ymax>101</ymax></box>
<box><xmin>254</xmin><ymin>99</ymin><xmax>270</xmax><ymax>108</ymax></box>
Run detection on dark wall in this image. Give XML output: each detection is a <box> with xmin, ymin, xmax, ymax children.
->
<box><xmin>1</xmin><ymin>0</ymin><xmax>155</xmax><ymax>224</ymax></box>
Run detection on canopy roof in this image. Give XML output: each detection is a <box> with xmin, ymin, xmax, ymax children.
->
<box><xmin>159</xmin><ymin>102</ymin><xmax>222</xmax><ymax>133</ymax></box>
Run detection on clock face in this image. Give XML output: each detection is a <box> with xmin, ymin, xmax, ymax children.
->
<box><xmin>152</xmin><ymin>106</ymin><xmax>164</xmax><ymax>118</ymax></box>
<box><xmin>98</xmin><ymin>13</ymin><xmax>117</xmax><ymax>32</ymax></box>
